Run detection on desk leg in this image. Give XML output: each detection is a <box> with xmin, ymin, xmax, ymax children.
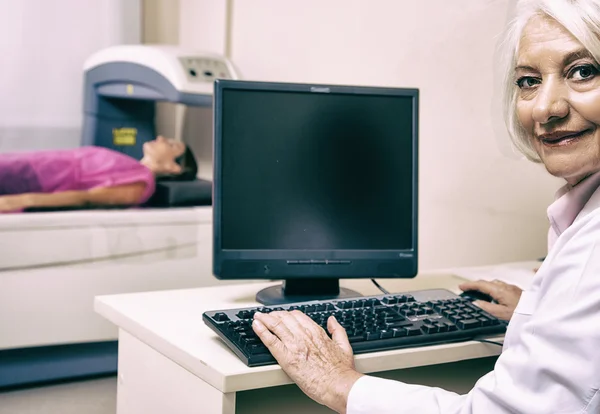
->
<box><xmin>116</xmin><ymin>329</ymin><xmax>235</xmax><ymax>414</ymax></box>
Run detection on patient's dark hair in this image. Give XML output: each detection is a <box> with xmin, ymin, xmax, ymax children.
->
<box><xmin>157</xmin><ymin>145</ymin><xmax>198</xmax><ymax>182</ymax></box>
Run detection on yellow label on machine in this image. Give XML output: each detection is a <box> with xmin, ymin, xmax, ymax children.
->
<box><xmin>113</xmin><ymin>128</ymin><xmax>137</xmax><ymax>146</ymax></box>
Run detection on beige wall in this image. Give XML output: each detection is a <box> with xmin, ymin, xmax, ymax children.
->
<box><xmin>142</xmin><ymin>0</ymin><xmax>182</xmax><ymax>167</ymax></box>
<box><xmin>176</xmin><ymin>0</ymin><xmax>561</xmax><ymax>270</ymax></box>
<box><xmin>142</xmin><ymin>0</ymin><xmax>180</xmax><ymax>44</ymax></box>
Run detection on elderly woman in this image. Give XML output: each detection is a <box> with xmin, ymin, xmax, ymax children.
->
<box><xmin>251</xmin><ymin>0</ymin><xmax>600</xmax><ymax>412</ymax></box>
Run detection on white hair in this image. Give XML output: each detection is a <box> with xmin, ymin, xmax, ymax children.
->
<box><xmin>500</xmin><ymin>0</ymin><xmax>600</xmax><ymax>162</ymax></box>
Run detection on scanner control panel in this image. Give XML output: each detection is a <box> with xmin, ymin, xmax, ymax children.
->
<box><xmin>180</xmin><ymin>57</ymin><xmax>233</xmax><ymax>82</ymax></box>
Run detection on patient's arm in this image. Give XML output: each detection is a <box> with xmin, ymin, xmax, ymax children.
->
<box><xmin>0</xmin><ymin>182</ymin><xmax>147</xmax><ymax>212</ymax></box>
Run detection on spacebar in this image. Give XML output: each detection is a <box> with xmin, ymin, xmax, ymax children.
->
<box><xmin>386</xmin><ymin>321</ymin><xmax>413</xmax><ymax>329</ymax></box>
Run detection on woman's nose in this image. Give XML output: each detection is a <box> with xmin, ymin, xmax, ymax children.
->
<box><xmin>532</xmin><ymin>79</ymin><xmax>569</xmax><ymax>124</ymax></box>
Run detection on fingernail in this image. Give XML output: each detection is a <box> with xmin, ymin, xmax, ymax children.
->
<box><xmin>472</xmin><ymin>301</ymin><xmax>481</xmax><ymax>307</ymax></box>
<box><xmin>253</xmin><ymin>312</ymin><xmax>261</xmax><ymax>318</ymax></box>
<box><xmin>253</xmin><ymin>319</ymin><xmax>264</xmax><ymax>330</ymax></box>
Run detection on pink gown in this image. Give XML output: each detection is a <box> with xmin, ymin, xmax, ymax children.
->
<box><xmin>0</xmin><ymin>146</ymin><xmax>155</xmax><ymax>209</ymax></box>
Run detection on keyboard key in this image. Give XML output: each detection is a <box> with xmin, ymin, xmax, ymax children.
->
<box><xmin>421</xmin><ymin>324</ymin><xmax>439</xmax><ymax>334</ymax></box>
<box><xmin>392</xmin><ymin>327</ymin><xmax>407</xmax><ymax>337</ymax></box>
<box><xmin>366</xmin><ymin>298</ymin><xmax>381</xmax><ymax>307</ymax></box>
<box><xmin>386</xmin><ymin>320</ymin><xmax>412</xmax><ymax>329</ymax></box>
<box><xmin>478</xmin><ymin>317</ymin><xmax>492</xmax><ymax>327</ymax></box>
<box><xmin>458</xmin><ymin>319</ymin><xmax>481</xmax><ymax>330</ymax></box>
<box><xmin>380</xmin><ymin>329</ymin><xmax>393</xmax><ymax>339</ymax></box>
<box><xmin>436</xmin><ymin>323</ymin><xmax>448</xmax><ymax>333</ymax></box>
<box><xmin>365</xmin><ymin>332</ymin><xmax>380</xmax><ymax>341</ymax></box>
<box><xmin>236</xmin><ymin>310</ymin><xmax>250</xmax><ymax>319</ymax></box>
<box><xmin>447</xmin><ymin>315</ymin><xmax>459</xmax><ymax>323</ymax></box>
<box><xmin>384</xmin><ymin>315</ymin><xmax>405</xmax><ymax>323</ymax></box>
<box><xmin>445</xmin><ymin>322</ymin><xmax>458</xmax><ymax>331</ymax></box>
<box><xmin>382</xmin><ymin>296</ymin><xmax>398</xmax><ymax>305</ymax></box>
<box><xmin>405</xmin><ymin>327</ymin><xmax>422</xmax><ymax>336</ymax></box>
<box><xmin>213</xmin><ymin>312</ymin><xmax>230</xmax><ymax>322</ymax></box>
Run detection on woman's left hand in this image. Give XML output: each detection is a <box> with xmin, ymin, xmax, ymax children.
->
<box><xmin>253</xmin><ymin>311</ymin><xmax>363</xmax><ymax>413</ymax></box>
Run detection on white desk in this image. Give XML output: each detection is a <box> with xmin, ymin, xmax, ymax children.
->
<box><xmin>95</xmin><ymin>274</ymin><xmax>504</xmax><ymax>414</ymax></box>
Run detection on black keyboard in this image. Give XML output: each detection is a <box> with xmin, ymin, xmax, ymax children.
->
<box><xmin>202</xmin><ymin>289</ymin><xmax>507</xmax><ymax>367</ymax></box>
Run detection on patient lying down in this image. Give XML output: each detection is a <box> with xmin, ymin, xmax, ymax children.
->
<box><xmin>0</xmin><ymin>136</ymin><xmax>197</xmax><ymax>213</ymax></box>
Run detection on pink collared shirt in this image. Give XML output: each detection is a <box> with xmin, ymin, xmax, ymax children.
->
<box><xmin>547</xmin><ymin>171</ymin><xmax>600</xmax><ymax>252</ymax></box>
<box><xmin>0</xmin><ymin>147</ymin><xmax>155</xmax><ymax>206</ymax></box>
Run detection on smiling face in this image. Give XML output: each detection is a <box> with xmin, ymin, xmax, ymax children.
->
<box><xmin>515</xmin><ymin>15</ymin><xmax>600</xmax><ymax>185</ymax></box>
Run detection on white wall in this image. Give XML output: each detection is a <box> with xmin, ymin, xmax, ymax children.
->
<box><xmin>179</xmin><ymin>0</ymin><xmax>561</xmax><ymax>270</ymax></box>
<box><xmin>0</xmin><ymin>0</ymin><xmax>141</xmax><ymax>151</ymax></box>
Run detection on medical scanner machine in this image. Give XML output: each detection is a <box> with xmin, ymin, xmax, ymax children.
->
<box><xmin>82</xmin><ymin>44</ymin><xmax>240</xmax><ymax>206</ymax></box>
<box><xmin>0</xmin><ymin>46</ymin><xmax>239</xmax><ymax>388</ymax></box>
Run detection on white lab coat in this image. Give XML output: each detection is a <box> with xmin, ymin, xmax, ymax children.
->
<box><xmin>347</xmin><ymin>187</ymin><xmax>600</xmax><ymax>413</ymax></box>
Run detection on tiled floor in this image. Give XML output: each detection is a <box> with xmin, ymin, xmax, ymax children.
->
<box><xmin>0</xmin><ymin>377</ymin><xmax>117</xmax><ymax>414</ymax></box>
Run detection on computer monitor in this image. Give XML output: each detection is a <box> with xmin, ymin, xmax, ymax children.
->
<box><xmin>213</xmin><ymin>79</ymin><xmax>419</xmax><ymax>305</ymax></box>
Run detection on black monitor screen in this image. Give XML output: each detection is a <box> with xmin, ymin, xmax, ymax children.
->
<box><xmin>219</xmin><ymin>86</ymin><xmax>415</xmax><ymax>252</ymax></box>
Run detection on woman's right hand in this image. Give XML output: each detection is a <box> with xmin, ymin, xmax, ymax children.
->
<box><xmin>458</xmin><ymin>280</ymin><xmax>523</xmax><ymax>321</ymax></box>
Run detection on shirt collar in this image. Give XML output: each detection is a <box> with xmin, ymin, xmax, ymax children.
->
<box><xmin>547</xmin><ymin>171</ymin><xmax>600</xmax><ymax>239</ymax></box>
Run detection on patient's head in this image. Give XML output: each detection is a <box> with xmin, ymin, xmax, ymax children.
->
<box><xmin>141</xmin><ymin>136</ymin><xmax>198</xmax><ymax>180</ymax></box>
<box><xmin>500</xmin><ymin>0</ymin><xmax>600</xmax><ymax>185</ymax></box>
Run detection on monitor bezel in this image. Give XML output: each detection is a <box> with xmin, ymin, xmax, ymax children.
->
<box><xmin>212</xmin><ymin>79</ymin><xmax>419</xmax><ymax>280</ymax></box>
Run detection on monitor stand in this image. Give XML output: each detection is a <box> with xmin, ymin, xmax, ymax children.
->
<box><xmin>255</xmin><ymin>278</ymin><xmax>362</xmax><ymax>306</ymax></box>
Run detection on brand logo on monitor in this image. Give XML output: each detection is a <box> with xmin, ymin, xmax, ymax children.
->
<box><xmin>310</xmin><ymin>86</ymin><xmax>330</xmax><ymax>93</ymax></box>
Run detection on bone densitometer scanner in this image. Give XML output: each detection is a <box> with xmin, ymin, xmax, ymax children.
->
<box><xmin>81</xmin><ymin>45</ymin><xmax>240</xmax><ymax>206</ymax></box>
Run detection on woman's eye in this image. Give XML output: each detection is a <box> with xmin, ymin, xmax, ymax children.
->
<box><xmin>570</xmin><ymin>64</ymin><xmax>597</xmax><ymax>81</ymax></box>
<box><xmin>516</xmin><ymin>77</ymin><xmax>540</xmax><ymax>89</ymax></box>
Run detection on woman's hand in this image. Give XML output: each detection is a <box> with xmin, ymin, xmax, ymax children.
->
<box><xmin>252</xmin><ymin>311</ymin><xmax>363</xmax><ymax>413</ymax></box>
<box><xmin>458</xmin><ymin>280</ymin><xmax>523</xmax><ymax>321</ymax></box>
<box><xmin>0</xmin><ymin>194</ymin><xmax>31</xmax><ymax>213</ymax></box>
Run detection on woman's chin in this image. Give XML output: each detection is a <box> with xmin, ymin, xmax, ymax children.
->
<box><xmin>542</xmin><ymin>161</ymin><xmax>600</xmax><ymax>185</ymax></box>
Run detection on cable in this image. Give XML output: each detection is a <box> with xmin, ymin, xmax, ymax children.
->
<box><xmin>477</xmin><ymin>339</ymin><xmax>504</xmax><ymax>347</ymax></box>
<box><xmin>371</xmin><ymin>279</ymin><xmax>390</xmax><ymax>295</ymax></box>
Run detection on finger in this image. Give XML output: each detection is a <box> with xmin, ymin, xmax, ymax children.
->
<box><xmin>458</xmin><ymin>280</ymin><xmax>500</xmax><ymax>297</ymax></box>
<box><xmin>270</xmin><ymin>311</ymin><xmax>309</xmax><ymax>338</ymax></box>
<box><xmin>254</xmin><ymin>312</ymin><xmax>295</xmax><ymax>343</ymax></box>
<box><xmin>290</xmin><ymin>310</ymin><xmax>327</xmax><ymax>338</ymax></box>
<box><xmin>327</xmin><ymin>316</ymin><xmax>353</xmax><ymax>355</ymax></box>
<box><xmin>472</xmin><ymin>300</ymin><xmax>509</xmax><ymax>319</ymax></box>
<box><xmin>252</xmin><ymin>319</ymin><xmax>285</xmax><ymax>359</ymax></box>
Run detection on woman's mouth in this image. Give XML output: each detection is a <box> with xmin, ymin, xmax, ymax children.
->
<box><xmin>538</xmin><ymin>129</ymin><xmax>592</xmax><ymax>147</ymax></box>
